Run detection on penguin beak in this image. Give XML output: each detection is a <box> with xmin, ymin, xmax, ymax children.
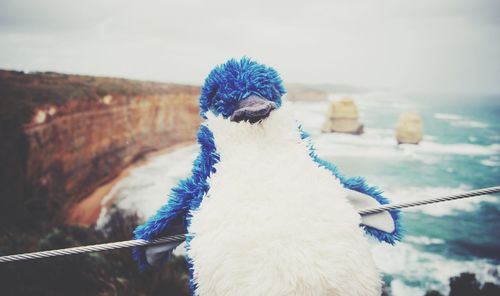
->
<box><xmin>230</xmin><ymin>95</ymin><xmax>277</xmax><ymax>124</ymax></box>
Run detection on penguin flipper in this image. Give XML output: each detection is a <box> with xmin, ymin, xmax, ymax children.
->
<box><xmin>345</xmin><ymin>188</ymin><xmax>395</xmax><ymax>233</ymax></box>
<box><xmin>340</xmin><ymin>176</ymin><xmax>403</xmax><ymax>244</ymax></box>
<box><xmin>133</xmin><ymin>198</ymin><xmax>189</xmax><ymax>271</ymax></box>
<box><xmin>145</xmin><ymin>241</ymin><xmax>181</xmax><ymax>267</ymax></box>
<box><xmin>133</xmin><ymin>125</ymin><xmax>219</xmax><ymax>271</ymax></box>
<box><xmin>297</xmin><ymin>124</ymin><xmax>403</xmax><ymax>244</ymax></box>
<box><xmin>143</xmin><ymin>215</ymin><xmax>186</xmax><ymax>268</ymax></box>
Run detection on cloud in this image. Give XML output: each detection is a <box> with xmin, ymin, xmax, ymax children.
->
<box><xmin>0</xmin><ymin>0</ymin><xmax>499</xmax><ymax>94</ymax></box>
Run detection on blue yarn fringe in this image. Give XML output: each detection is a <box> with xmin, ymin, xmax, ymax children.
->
<box><xmin>298</xmin><ymin>125</ymin><xmax>404</xmax><ymax>244</ymax></box>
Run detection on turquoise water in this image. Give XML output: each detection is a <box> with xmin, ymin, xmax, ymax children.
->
<box><xmin>294</xmin><ymin>92</ymin><xmax>499</xmax><ymax>294</ymax></box>
<box><xmin>103</xmin><ymin>92</ymin><xmax>499</xmax><ymax>295</ymax></box>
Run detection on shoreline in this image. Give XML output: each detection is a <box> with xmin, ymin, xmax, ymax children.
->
<box><xmin>65</xmin><ymin>141</ymin><xmax>195</xmax><ymax>226</ymax></box>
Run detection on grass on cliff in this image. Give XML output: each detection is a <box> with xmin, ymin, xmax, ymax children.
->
<box><xmin>0</xmin><ymin>69</ymin><xmax>196</xmax><ymax>125</ymax></box>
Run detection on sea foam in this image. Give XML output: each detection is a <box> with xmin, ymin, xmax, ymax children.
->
<box><xmin>434</xmin><ymin>112</ymin><xmax>489</xmax><ymax>128</ymax></box>
<box><xmin>372</xmin><ymin>242</ymin><xmax>500</xmax><ymax>296</ymax></box>
<box><xmin>96</xmin><ymin>145</ymin><xmax>198</xmax><ymax>228</ymax></box>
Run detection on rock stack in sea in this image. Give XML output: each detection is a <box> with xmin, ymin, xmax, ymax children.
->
<box><xmin>322</xmin><ymin>97</ymin><xmax>364</xmax><ymax>135</ymax></box>
<box><xmin>395</xmin><ymin>112</ymin><xmax>423</xmax><ymax>144</ymax></box>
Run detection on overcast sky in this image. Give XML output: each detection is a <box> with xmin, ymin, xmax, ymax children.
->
<box><xmin>1</xmin><ymin>0</ymin><xmax>499</xmax><ymax>94</ymax></box>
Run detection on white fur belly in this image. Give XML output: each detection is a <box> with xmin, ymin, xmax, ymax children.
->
<box><xmin>188</xmin><ymin>109</ymin><xmax>381</xmax><ymax>296</ymax></box>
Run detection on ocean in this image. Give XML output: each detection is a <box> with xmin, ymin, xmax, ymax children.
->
<box><xmin>97</xmin><ymin>91</ymin><xmax>500</xmax><ymax>295</ymax></box>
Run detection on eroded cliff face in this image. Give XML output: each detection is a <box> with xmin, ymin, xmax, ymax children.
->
<box><xmin>0</xmin><ymin>70</ymin><xmax>201</xmax><ymax>229</ymax></box>
<box><xmin>285</xmin><ymin>83</ymin><xmax>329</xmax><ymax>102</ymax></box>
<box><xmin>26</xmin><ymin>92</ymin><xmax>201</xmax><ymax>212</ymax></box>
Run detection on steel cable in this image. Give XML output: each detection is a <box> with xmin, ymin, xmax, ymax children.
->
<box><xmin>1</xmin><ymin>186</ymin><xmax>499</xmax><ymax>264</ymax></box>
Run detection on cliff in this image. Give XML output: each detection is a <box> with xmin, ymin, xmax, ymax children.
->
<box><xmin>0</xmin><ymin>70</ymin><xmax>201</xmax><ymax>229</ymax></box>
<box><xmin>322</xmin><ymin>97</ymin><xmax>364</xmax><ymax>134</ymax></box>
<box><xmin>285</xmin><ymin>84</ymin><xmax>329</xmax><ymax>101</ymax></box>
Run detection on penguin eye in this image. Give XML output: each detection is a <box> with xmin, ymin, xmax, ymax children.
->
<box><xmin>206</xmin><ymin>86</ymin><xmax>219</xmax><ymax>108</ymax></box>
<box><xmin>271</xmin><ymin>86</ymin><xmax>281</xmax><ymax>102</ymax></box>
<box><xmin>212</xmin><ymin>97</ymin><xmax>236</xmax><ymax>118</ymax></box>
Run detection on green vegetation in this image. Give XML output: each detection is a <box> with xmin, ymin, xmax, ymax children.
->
<box><xmin>0</xmin><ymin>71</ymin><xmax>197</xmax><ymax>296</ymax></box>
<box><xmin>0</xmin><ymin>207</ymin><xmax>190</xmax><ymax>296</ymax></box>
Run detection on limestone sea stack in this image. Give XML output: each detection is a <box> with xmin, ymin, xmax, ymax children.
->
<box><xmin>322</xmin><ymin>97</ymin><xmax>364</xmax><ymax>135</ymax></box>
<box><xmin>395</xmin><ymin>112</ymin><xmax>423</xmax><ymax>144</ymax></box>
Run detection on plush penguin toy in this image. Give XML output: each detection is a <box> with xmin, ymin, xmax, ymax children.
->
<box><xmin>133</xmin><ymin>58</ymin><xmax>403</xmax><ymax>295</ymax></box>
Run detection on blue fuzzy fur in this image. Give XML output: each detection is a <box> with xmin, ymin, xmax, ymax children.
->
<box><xmin>298</xmin><ymin>126</ymin><xmax>403</xmax><ymax>244</ymax></box>
<box><xmin>133</xmin><ymin>58</ymin><xmax>402</xmax><ymax>279</ymax></box>
<box><xmin>199</xmin><ymin>57</ymin><xmax>286</xmax><ymax>118</ymax></box>
<box><xmin>133</xmin><ymin>125</ymin><xmax>219</xmax><ymax>272</ymax></box>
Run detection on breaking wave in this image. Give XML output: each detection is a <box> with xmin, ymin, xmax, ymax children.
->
<box><xmin>434</xmin><ymin>112</ymin><xmax>489</xmax><ymax>128</ymax></box>
<box><xmin>480</xmin><ymin>157</ymin><xmax>500</xmax><ymax>167</ymax></box>
<box><xmin>96</xmin><ymin>145</ymin><xmax>197</xmax><ymax>228</ymax></box>
<box><xmin>434</xmin><ymin>113</ymin><xmax>462</xmax><ymax>120</ymax></box>
<box><xmin>372</xmin><ymin>242</ymin><xmax>500</xmax><ymax>296</ymax></box>
<box><xmin>313</xmin><ymin>131</ymin><xmax>499</xmax><ymax>160</ymax></box>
